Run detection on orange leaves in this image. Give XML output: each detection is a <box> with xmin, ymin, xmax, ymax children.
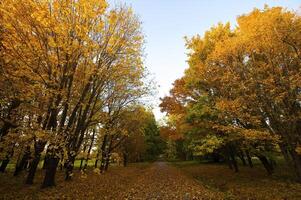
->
<box><xmin>160</xmin><ymin>126</ymin><xmax>183</xmax><ymax>141</ymax></box>
<box><xmin>161</xmin><ymin>6</ymin><xmax>301</xmax><ymax>161</ymax></box>
<box><xmin>108</xmin><ymin>10</ymin><xmax>118</xmax><ymax>24</ymax></box>
<box><xmin>216</xmin><ymin>99</ymin><xmax>242</xmax><ymax>113</ymax></box>
<box><xmin>0</xmin><ymin>0</ymin><xmax>148</xmax><ymax>180</ymax></box>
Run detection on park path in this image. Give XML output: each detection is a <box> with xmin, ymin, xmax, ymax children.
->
<box><xmin>0</xmin><ymin>162</ymin><xmax>222</xmax><ymax>199</ymax></box>
<box><xmin>117</xmin><ymin>162</ymin><xmax>222</xmax><ymax>200</ymax></box>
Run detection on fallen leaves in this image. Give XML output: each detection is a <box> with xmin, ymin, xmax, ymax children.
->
<box><xmin>0</xmin><ymin>162</ymin><xmax>222</xmax><ymax>199</ymax></box>
<box><xmin>174</xmin><ymin>162</ymin><xmax>301</xmax><ymax>200</ymax></box>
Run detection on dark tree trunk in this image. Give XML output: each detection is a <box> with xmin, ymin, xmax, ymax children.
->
<box><xmin>103</xmin><ymin>137</ymin><xmax>114</xmax><ymax>172</ymax></box>
<box><xmin>238</xmin><ymin>151</ymin><xmax>247</xmax><ymax>166</ymax></box>
<box><xmin>84</xmin><ymin>129</ymin><xmax>95</xmax><ymax>170</ymax></box>
<box><xmin>0</xmin><ymin>123</ymin><xmax>12</xmax><ymax>141</ymax></box>
<box><xmin>42</xmin><ymin>154</ymin><xmax>49</xmax><ymax>170</ymax></box>
<box><xmin>79</xmin><ymin>138</ymin><xmax>88</xmax><ymax>170</ymax></box>
<box><xmin>269</xmin><ymin>158</ymin><xmax>276</xmax><ymax>169</ymax></box>
<box><xmin>24</xmin><ymin>161</ymin><xmax>30</xmax><ymax>170</ymax></box>
<box><xmin>245</xmin><ymin>150</ymin><xmax>253</xmax><ymax>168</ymax></box>
<box><xmin>0</xmin><ymin>99</ymin><xmax>20</xmax><ymax>140</ymax></box>
<box><xmin>26</xmin><ymin>142</ymin><xmax>45</xmax><ymax>185</ymax></box>
<box><xmin>280</xmin><ymin>143</ymin><xmax>293</xmax><ymax>167</ymax></box>
<box><xmin>104</xmin><ymin>152</ymin><xmax>110</xmax><ymax>171</ymax></box>
<box><xmin>256</xmin><ymin>154</ymin><xmax>274</xmax><ymax>175</ymax></box>
<box><xmin>65</xmin><ymin>156</ymin><xmax>75</xmax><ymax>181</ymax></box>
<box><xmin>100</xmin><ymin>150</ymin><xmax>108</xmax><ymax>172</ymax></box>
<box><xmin>79</xmin><ymin>159</ymin><xmax>84</xmax><ymax>170</ymax></box>
<box><xmin>0</xmin><ymin>146</ymin><xmax>14</xmax><ymax>173</ymax></box>
<box><xmin>26</xmin><ymin>155</ymin><xmax>41</xmax><ymax>184</ymax></box>
<box><xmin>229</xmin><ymin>147</ymin><xmax>239</xmax><ymax>172</ymax></box>
<box><xmin>123</xmin><ymin>152</ymin><xmax>128</xmax><ymax>167</ymax></box>
<box><xmin>289</xmin><ymin>149</ymin><xmax>301</xmax><ymax>182</ymax></box>
<box><xmin>94</xmin><ymin>159</ymin><xmax>99</xmax><ymax>168</ymax></box>
<box><xmin>14</xmin><ymin>147</ymin><xmax>31</xmax><ymax>176</ymax></box>
<box><xmin>41</xmin><ymin>157</ymin><xmax>59</xmax><ymax>188</ymax></box>
<box><xmin>0</xmin><ymin>158</ymin><xmax>10</xmax><ymax>173</ymax></box>
<box><xmin>100</xmin><ymin>135</ymin><xmax>108</xmax><ymax>172</ymax></box>
<box><xmin>230</xmin><ymin>154</ymin><xmax>239</xmax><ymax>172</ymax></box>
<box><xmin>225</xmin><ymin>155</ymin><xmax>233</xmax><ymax>170</ymax></box>
<box><xmin>94</xmin><ymin>148</ymin><xmax>100</xmax><ymax>168</ymax></box>
<box><xmin>83</xmin><ymin>162</ymin><xmax>88</xmax><ymax>170</ymax></box>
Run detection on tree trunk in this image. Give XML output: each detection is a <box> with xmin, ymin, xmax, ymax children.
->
<box><xmin>0</xmin><ymin>158</ymin><xmax>10</xmax><ymax>172</ymax></box>
<box><xmin>256</xmin><ymin>154</ymin><xmax>274</xmax><ymax>175</ymax></box>
<box><xmin>230</xmin><ymin>154</ymin><xmax>239</xmax><ymax>172</ymax></box>
<box><xmin>24</xmin><ymin>161</ymin><xmax>30</xmax><ymax>170</ymax></box>
<box><xmin>280</xmin><ymin>143</ymin><xmax>293</xmax><ymax>167</ymax></box>
<box><xmin>65</xmin><ymin>156</ymin><xmax>75</xmax><ymax>181</ymax></box>
<box><xmin>228</xmin><ymin>146</ymin><xmax>238</xmax><ymax>172</ymax></box>
<box><xmin>79</xmin><ymin>159</ymin><xmax>84</xmax><ymax>170</ymax></box>
<box><xmin>0</xmin><ymin>146</ymin><xmax>14</xmax><ymax>173</ymax></box>
<box><xmin>94</xmin><ymin>159</ymin><xmax>99</xmax><ymax>168</ymax></box>
<box><xmin>245</xmin><ymin>150</ymin><xmax>253</xmax><ymax>168</ymax></box>
<box><xmin>41</xmin><ymin>157</ymin><xmax>59</xmax><ymax>188</ymax></box>
<box><xmin>0</xmin><ymin>99</ymin><xmax>20</xmax><ymax>140</ymax></box>
<box><xmin>79</xmin><ymin>137</ymin><xmax>88</xmax><ymax>170</ymax></box>
<box><xmin>289</xmin><ymin>149</ymin><xmax>301</xmax><ymax>182</ymax></box>
<box><xmin>104</xmin><ymin>152</ymin><xmax>110</xmax><ymax>171</ymax></box>
<box><xmin>84</xmin><ymin>129</ymin><xmax>95</xmax><ymax>170</ymax></box>
<box><xmin>94</xmin><ymin>148</ymin><xmax>100</xmax><ymax>168</ymax></box>
<box><xmin>225</xmin><ymin>155</ymin><xmax>233</xmax><ymax>170</ymax></box>
<box><xmin>100</xmin><ymin>135</ymin><xmax>108</xmax><ymax>172</ymax></box>
<box><xmin>42</xmin><ymin>154</ymin><xmax>49</xmax><ymax>170</ymax></box>
<box><xmin>26</xmin><ymin>155</ymin><xmax>41</xmax><ymax>184</ymax></box>
<box><xmin>103</xmin><ymin>137</ymin><xmax>113</xmax><ymax>172</ymax></box>
<box><xmin>100</xmin><ymin>156</ymin><xmax>105</xmax><ymax>172</ymax></box>
<box><xmin>26</xmin><ymin>142</ymin><xmax>45</xmax><ymax>184</ymax></box>
<box><xmin>14</xmin><ymin>147</ymin><xmax>31</xmax><ymax>176</ymax></box>
<box><xmin>123</xmin><ymin>152</ymin><xmax>128</xmax><ymax>167</ymax></box>
<box><xmin>238</xmin><ymin>151</ymin><xmax>246</xmax><ymax>166</ymax></box>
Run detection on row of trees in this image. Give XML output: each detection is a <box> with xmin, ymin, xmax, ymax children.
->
<box><xmin>0</xmin><ymin>0</ymin><xmax>161</xmax><ymax>188</ymax></box>
<box><xmin>160</xmin><ymin>6</ymin><xmax>301</xmax><ymax>181</ymax></box>
<box><xmin>78</xmin><ymin>105</ymin><xmax>164</xmax><ymax>170</ymax></box>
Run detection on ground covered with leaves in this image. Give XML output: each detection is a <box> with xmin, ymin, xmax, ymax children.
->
<box><xmin>0</xmin><ymin>162</ymin><xmax>221</xmax><ymax>200</ymax></box>
<box><xmin>1</xmin><ymin>162</ymin><xmax>301</xmax><ymax>199</ymax></box>
<box><xmin>173</xmin><ymin>161</ymin><xmax>301</xmax><ymax>200</ymax></box>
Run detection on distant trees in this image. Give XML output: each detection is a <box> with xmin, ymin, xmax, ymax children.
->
<box><xmin>0</xmin><ymin>0</ymin><xmax>154</xmax><ymax>188</ymax></box>
<box><xmin>142</xmin><ymin>111</ymin><xmax>165</xmax><ymax>161</ymax></box>
<box><xmin>160</xmin><ymin>7</ymin><xmax>301</xmax><ymax>181</ymax></box>
<box><xmin>120</xmin><ymin>106</ymin><xmax>165</xmax><ymax>165</ymax></box>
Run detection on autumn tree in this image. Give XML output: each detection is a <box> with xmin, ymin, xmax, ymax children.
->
<box><xmin>196</xmin><ymin>7</ymin><xmax>301</xmax><ymax>178</ymax></box>
<box><xmin>118</xmin><ymin>106</ymin><xmax>152</xmax><ymax>166</ymax></box>
<box><xmin>0</xmin><ymin>0</ymin><xmax>147</xmax><ymax>188</ymax></box>
<box><xmin>161</xmin><ymin>7</ymin><xmax>301</xmax><ymax>178</ymax></box>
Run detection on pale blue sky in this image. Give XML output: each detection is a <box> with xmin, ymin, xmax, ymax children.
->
<box><xmin>110</xmin><ymin>0</ymin><xmax>301</xmax><ymax>119</ymax></box>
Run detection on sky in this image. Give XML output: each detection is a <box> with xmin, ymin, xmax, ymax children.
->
<box><xmin>109</xmin><ymin>0</ymin><xmax>301</xmax><ymax>120</ymax></box>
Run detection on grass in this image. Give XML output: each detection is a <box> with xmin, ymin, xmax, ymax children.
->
<box><xmin>172</xmin><ymin>160</ymin><xmax>301</xmax><ymax>200</ymax></box>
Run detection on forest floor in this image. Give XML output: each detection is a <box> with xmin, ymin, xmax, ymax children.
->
<box><xmin>173</xmin><ymin>161</ymin><xmax>301</xmax><ymax>200</ymax></box>
<box><xmin>0</xmin><ymin>161</ymin><xmax>301</xmax><ymax>199</ymax></box>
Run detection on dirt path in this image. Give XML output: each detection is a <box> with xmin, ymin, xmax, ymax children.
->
<box><xmin>118</xmin><ymin>162</ymin><xmax>222</xmax><ymax>200</ymax></box>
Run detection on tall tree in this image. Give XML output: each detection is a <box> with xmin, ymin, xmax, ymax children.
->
<box><xmin>0</xmin><ymin>0</ymin><xmax>147</xmax><ymax>187</ymax></box>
